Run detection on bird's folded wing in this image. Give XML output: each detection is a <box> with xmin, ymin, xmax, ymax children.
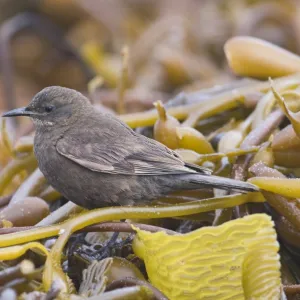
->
<box><xmin>56</xmin><ymin>134</ymin><xmax>211</xmax><ymax>176</ymax></box>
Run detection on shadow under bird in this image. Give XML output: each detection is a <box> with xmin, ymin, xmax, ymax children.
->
<box><xmin>3</xmin><ymin>87</ymin><xmax>258</xmax><ymax>209</ymax></box>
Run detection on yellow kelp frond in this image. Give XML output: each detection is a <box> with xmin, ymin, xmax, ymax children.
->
<box><xmin>133</xmin><ymin>214</ymin><xmax>280</xmax><ymax>300</ymax></box>
<box><xmin>0</xmin><ymin>242</ymin><xmax>48</xmax><ymax>261</ymax></box>
<box><xmin>153</xmin><ymin>100</ymin><xmax>180</xmax><ymax>149</ymax></box>
<box><xmin>242</xmin><ymin>248</ymin><xmax>281</xmax><ymax>299</ymax></box>
<box><xmin>176</xmin><ymin>126</ymin><xmax>214</xmax><ymax>154</ymax></box>
<box><xmin>225</xmin><ymin>36</ymin><xmax>300</xmax><ymax>78</ymax></box>
<box><xmin>248</xmin><ymin>177</ymin><xmax>300</xmax><ymax>198</ymax></box>
<box><xmin>81</xmin><ymin>42</ymin><xmax>118</xmax><ymax>88</ymax></box>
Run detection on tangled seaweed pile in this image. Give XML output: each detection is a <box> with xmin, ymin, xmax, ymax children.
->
<box><xmin>1</xmin><ymin>0</ymin><xmax>300</xmax><ymax>299</ymax></box>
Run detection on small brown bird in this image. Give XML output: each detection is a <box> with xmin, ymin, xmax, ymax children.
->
<box><xmin>3</xmin><ymin>87</ymin><xmax>258</xmax><ymax>209</ymax></box>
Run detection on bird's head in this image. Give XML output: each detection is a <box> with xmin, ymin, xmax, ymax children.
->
<box><xmin>2</xmin><ymin>86</ymin><xmax>91</xmax><ymax>128</ymax></box>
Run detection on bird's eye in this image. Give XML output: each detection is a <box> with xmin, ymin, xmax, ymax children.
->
<box><xmin>45</xmin><ymin>105</ymin><xmax>55</xmax><ymax>113</ymax></box>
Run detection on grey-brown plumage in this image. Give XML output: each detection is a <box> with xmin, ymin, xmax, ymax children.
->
<box><xmin>3</xmin><ymin>87</ymin><xmax>258</xmax><ymax>209</ymax></box>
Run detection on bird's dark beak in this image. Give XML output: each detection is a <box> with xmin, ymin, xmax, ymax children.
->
<box><xmin>2</xmin><ymin>107</ymin><xmax>34</xmax><ymax>118</ymax></box>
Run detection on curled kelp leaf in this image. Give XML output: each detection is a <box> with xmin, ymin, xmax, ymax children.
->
<box><xmin>133</xmin><ymin>214</ymin><xmax>280</xmax><ymax>300</ymax></box>
<box><xmin>281</xmin><ymin>90</ymin><xmax>300</xmax><ymax>112</ymax></box>
<box><xmin>252</xmin><ymin>78</ymin><xmax>299</xmax><ymax>129</ymax></box>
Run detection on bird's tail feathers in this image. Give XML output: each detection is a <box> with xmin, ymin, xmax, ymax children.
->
<box><xmin>188</xmin><ymin>174</ymin><xmax>259</xmax><ymax>193</ymax></box>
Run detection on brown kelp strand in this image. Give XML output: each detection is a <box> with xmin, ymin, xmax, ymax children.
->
<box><xmin>283</xmin><ymin>285</ymin><xmax>300</xmax><ymax>295</ymax></box>
<box><xmin>275</xmin><ymin>216</ymin><xmax>300</xmax><ymax>249</ymax></box>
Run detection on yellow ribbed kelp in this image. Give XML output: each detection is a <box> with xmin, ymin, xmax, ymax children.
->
<box><xmin>133</xmin><ymin>214</ymin><xmax>281</xmax><ymax>300</ymax></box>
